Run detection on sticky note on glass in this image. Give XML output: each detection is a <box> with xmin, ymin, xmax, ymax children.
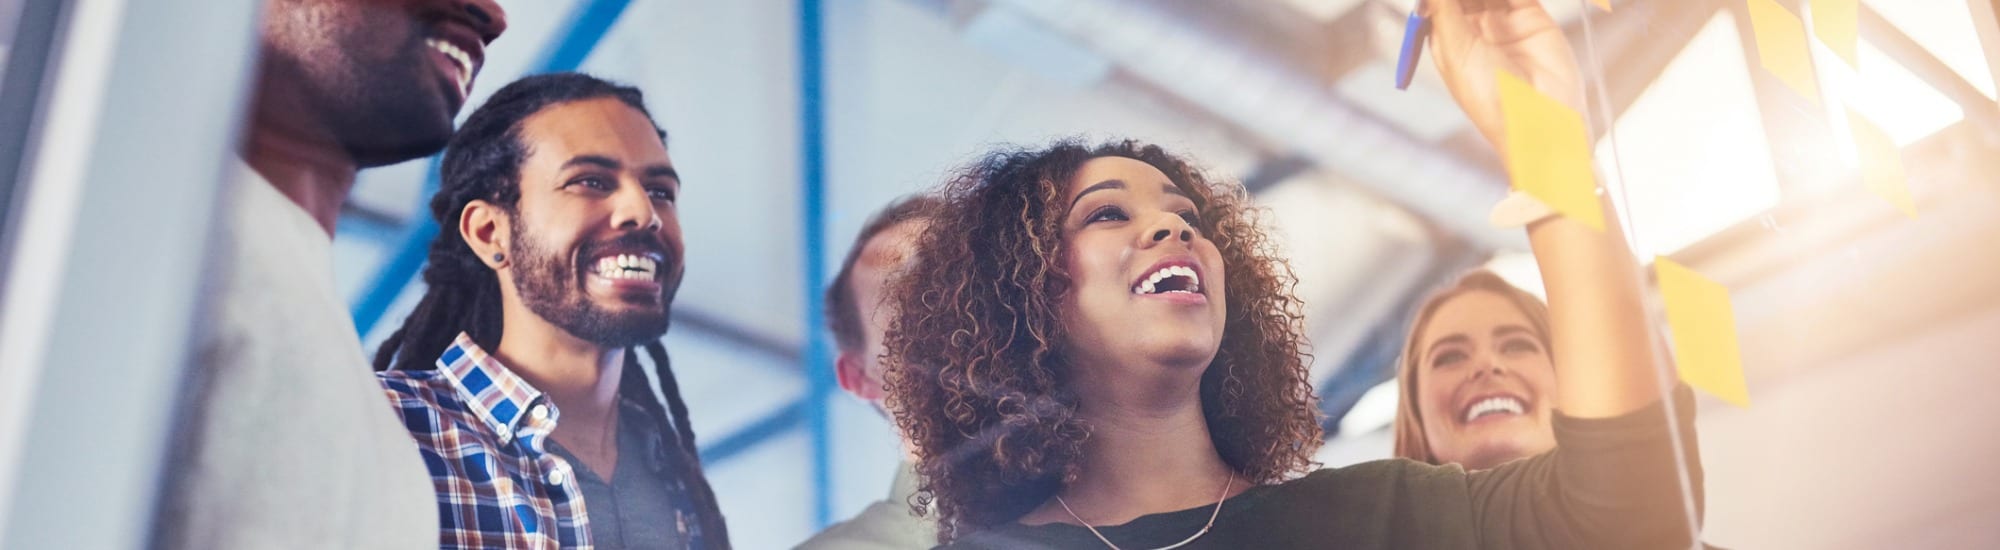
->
<box><xmin>1848</xmin><ymin>109</ymin><xmax>1916</xmax><ymax>217</ymax></box>
<box><xmin>1497</xmin><ymin>70</ymin><xmax>1604</xmax><ymax>232</ymax></box>
<box><xmin>1656</xmin><ymin>257</ymin><xmax>1750</xmax><ymax>408</ymax></box>
<box><xmin>1746</xmin><ymin>0</ymin><xmax>1822</xmax><ymax>104</ymax></box>
<box><xmin>1809</xmin><ymin>0</ymin><xmax>1859</xmax><ymax>68</ymax></box>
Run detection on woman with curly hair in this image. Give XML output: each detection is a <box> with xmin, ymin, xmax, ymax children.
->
<box><xmin>879</xmin><ymin>1</ymin><xmax>1705</xmax><ymax>548</ymax></box>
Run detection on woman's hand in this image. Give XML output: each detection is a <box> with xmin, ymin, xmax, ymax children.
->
<box><xmin>1428</xmin><ymin>1</ymin><xmax>1663</xmax><ymax>418</ymax></box>
<box><xmin>1426</xmin><ymin>0</ymin><xmax>1585</xmax><ymax>150</ymax></box>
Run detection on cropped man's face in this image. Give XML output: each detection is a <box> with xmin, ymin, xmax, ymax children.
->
<box><xmin>259</xmin><ymin>0</ymin><xmax>508</xmax><ymax>166</ymax></box>
<box><xmin>838</xmin><ymin>219</ymin><xmax>926</xmax><ymax>405</ymax></box>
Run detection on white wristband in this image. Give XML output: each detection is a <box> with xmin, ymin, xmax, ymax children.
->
<box><xmin>1489</xmin><ymin>190</ymin><xmax>1558</xmax><ymax>229</ymax></box>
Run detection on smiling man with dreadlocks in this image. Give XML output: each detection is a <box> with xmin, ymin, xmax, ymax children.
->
<box><xmin>373</xmin><ymin>72</ymin><xmax>729</xmax><ymax>549</ymax></box>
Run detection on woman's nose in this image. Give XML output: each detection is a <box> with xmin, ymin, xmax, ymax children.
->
<box><xmin>1151</xmin><ymin>228</ymin><xmax>1193</xmax><ymax>242</ymax></box>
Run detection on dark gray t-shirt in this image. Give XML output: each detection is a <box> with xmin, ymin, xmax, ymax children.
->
<box><xmin>946</xmin><ymin>386</ymin><xmax>1707</xmax><ymax>549</ymax></box>
<box><xmin>551</xmin><ymin>400</ymin><xmax>697</xmax><ymax>550</ymax></box>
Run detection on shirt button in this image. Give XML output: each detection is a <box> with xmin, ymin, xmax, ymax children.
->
<box><xmin>530</xmin><ymin>404</ymin><xmax>549</xmax><ymax>420</ymax></box>
<box><xmin>547</xmin><ymin>468</ymin><xmax>566</xmax><ymax>486</ymax></box>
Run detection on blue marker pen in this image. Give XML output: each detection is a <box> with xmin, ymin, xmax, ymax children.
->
<box><xmin>1395</xmin><ymin>0</ymin><xmax>1431</xmax><ymax>90</ymax></box>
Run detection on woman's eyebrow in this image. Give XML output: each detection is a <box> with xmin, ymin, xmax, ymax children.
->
<box><xmin>1426</xmin><ymin>333</ymin><xmax>1470</xmax><ymax>358</ymax></box>
<box><xmin>1068</xmin><ymin>179</ymin><xmax>1127</xmax><ymax>211</ymax></box>
<box><xmin>1493</xmin><ymin>325</ymin><xmax>1537</xmax><ymax>340</ymax></box>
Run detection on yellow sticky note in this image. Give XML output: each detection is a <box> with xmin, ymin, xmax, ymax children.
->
<box><xmin>1848</xmin><ymin>109</ymin><xmax>1916</xmax><ymax>217</ymax></box>
<box><xmin>1810</xmin><ymin>0</ymin><xmax>1859</xmax><ymax>68</ymax></box>
<box><xmin>1656</xmin><ymin>257</ymin><xmax>1750</xmax><ymax>408</ymax></box>
<box><xmin>1497</xmin><ymin>70</ymin><xmax>1604</xmax><ymax>232</ymax></box>
<box><xmin>1746</xmin><ymin>0</ymin><xmax>1822</xmax><ymax>104</ymax></box>
<box><xmin>1591</xmin><ymin>0</ymin><xmax>1612</xmax><ymax>11</ymax></box>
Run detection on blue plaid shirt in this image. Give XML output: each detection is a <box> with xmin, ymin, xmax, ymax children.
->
<box><xmin>379</xmin><ymin>333</ymin><xmax>710</xmax><ymax>549</ymax></box>
<box><xmin>380</xmin><ymin>334</ymin><xmax>584</xmax><ymax>548</ymax></box>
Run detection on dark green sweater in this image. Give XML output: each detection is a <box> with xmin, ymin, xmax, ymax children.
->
<box><xmin>944</xmin><ymin>387</ymin><xmax>1703</xmax><ymax>549</ymax></box>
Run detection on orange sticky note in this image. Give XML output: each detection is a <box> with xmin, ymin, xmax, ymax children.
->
<box><xmin>1810</xmin><ymin>0</ymin><xmax>1859</xmax><ymax>68</ymax></box>
<box><xmin>1656</xmin><ymin>257</ymin><xmax>1750</xmax><ymax>408</ymax></box>
<box><xmin>1591</xmin><ymin>0</ymin><xmax>1612</xmax><ymax>11</ymax></box>
<box><xmin>1497</xmin><ymin>70</ymin><xmax>1604</xmax><ymax>232</ymax></box>
<box><xmin>1848</xmin><ymin>109</ymin><xmax>1916</xmax><ymax>217</ymax></box>
<box><xmin>1746</xmin><ymin>0</ymin><xmax>1822</xmax><ymax>104</ymax></box>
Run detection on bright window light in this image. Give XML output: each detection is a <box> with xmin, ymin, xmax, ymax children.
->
<box><xmin>1597</xmin><ymin>12</ymin><xmax>1783</xmax><ymax>258</ymax></box>
<box><xmin>1860</xmin><ymin>0</ymin><xmax>1997</xmax><ymax>100</ymax></box>
<box><xmin>1811</xmin><ymin>35</ymin><xmax>1965</xmax><ymax>152</ymax></box>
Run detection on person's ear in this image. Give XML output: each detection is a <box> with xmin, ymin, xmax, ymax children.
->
<box><xmin>835</xmin><ymin>352</ymin><xmax>885</xmax><ymax>400</ymax></box>
<box><xmin>461</xmin><ymin>199</ymin><xmax>513</xmax><ymax>270</ymax></box>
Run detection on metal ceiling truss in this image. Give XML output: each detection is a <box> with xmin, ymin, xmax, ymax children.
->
<box><xmin>337</xmin><ymin>0</ymin><xmax>2000</xmax><ymax>527</ymax></box>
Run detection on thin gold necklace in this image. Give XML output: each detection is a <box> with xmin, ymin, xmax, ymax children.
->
<box><xmin>1054</xmin><ymin>472</ymin><xmax>1235</xmax><ymax>550</ymax></box>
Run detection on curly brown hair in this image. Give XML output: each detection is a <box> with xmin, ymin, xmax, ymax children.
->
<box><xmin>882</xmin><ymin>139</ymin><xmax>1323</xmax><ymax>543</ymax></box>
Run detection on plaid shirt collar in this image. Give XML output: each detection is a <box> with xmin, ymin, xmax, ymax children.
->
<box><xmin>437</xmin><ymin>332</ymin><xmax>560</xmax><ymax>454</ymax></box>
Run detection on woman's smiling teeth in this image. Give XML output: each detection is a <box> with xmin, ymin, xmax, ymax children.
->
<box><xmin>1132</xmin><ymin>265</ymin><xmax>1202</xmax><ymax>295</ymax></box>
<box><xmin>1462</xmin><ymin>396</ymin><xmax>1527</xmax><ymax>424</ymax></box>
<box><xmin>593</xmin><ymin>254</ymin><xmax>658</xmax><ymax>281</ymax></box>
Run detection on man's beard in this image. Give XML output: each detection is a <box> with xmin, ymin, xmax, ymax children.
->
<box><xmin>303</xmin><ymin>17</ymin><xmax>458</xmax><ymax>168</ymax></box>
<box><xmin>508</xmin><ymin>230</ymin><xmax>673</xmax><ymax>348</ymax></box>
<box><xmin>329</xmin><ymin>51</ymin><xmax>456</xmax><ymax>167</ymax></box>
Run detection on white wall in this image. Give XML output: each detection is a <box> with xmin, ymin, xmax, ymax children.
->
<box><xmin>1698</xmin><ymin>306</ymin><xmax>2000</xmax><ymax>549</ymax></box>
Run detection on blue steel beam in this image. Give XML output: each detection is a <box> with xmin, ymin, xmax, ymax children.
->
<box><xmin>336</xmin><ymin>204</ymin><xmax>407</xmax><ymax>245</ymax></box>
<box><xmin>537</xmin><ymin>0</ymin><xmax>634</xmax><ymax>74</ymax></box>
<box><xmin>349</xmin><ymin>157</ymin><xmax>442</xmax><ymax>335</ymax></box>
<box><xmin>350</xmin><ymin>0</ymin><xmax>634</xmax><ymax>335</ymax></box>
<box><xmin>798</xmin><ymin>0</ymin><xmax>835</xmax><ymax>529</ymax></box>
<box><xmin>700</xmin><ymin>399</ymin><xmax>806</xmax><ymax>465</ymax></box>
